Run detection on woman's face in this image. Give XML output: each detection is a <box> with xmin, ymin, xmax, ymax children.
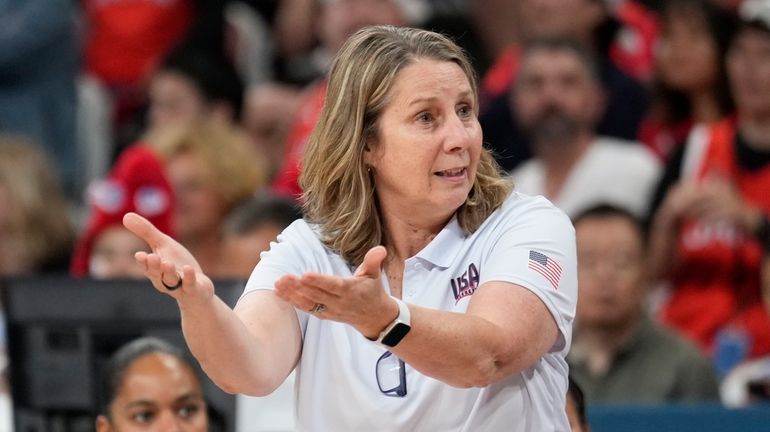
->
<box><xmin>727</xmin><ymin>27</ymin><xmax>770</xmax><ymax>118</ymax></box>
<box><xmin>656</xmin><ymin>8</ymin><xmax>719</xmax><ymax>93</ymax></box>
<box><xmin>89</xmin><ymin>225</ymin><xmax>149</xmax><ymax>279</ymax></box>
<box><xmin>365</xmin><ymin>59</ymin><xmax>482</xmax><ymax>226</ymax></box>
<box><xmin>166</xmin><ymin>152</ymin><xmax>229</xmax><ymax>241</ymax></box>
<box><xmin>148</xmin><ymin>71</ymin><xmax>207</xmax><ymax>130</ymax></box>
<box><xmin>97</xmin><ymin>352</ymin><xmax>208</xmax><ymax>432</ymax></box>
<box><xmin>575</xmin><ymin>216</ymin><xmax>645</xmax><ymax>328</ymax></box>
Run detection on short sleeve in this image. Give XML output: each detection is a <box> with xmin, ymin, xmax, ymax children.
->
<box><xmin>239</xmin><ymin>220</ymin><xmax>326</xmax><ymax>332</ymax></box>
<box><xmin>480</xmin><ymin>196</ymin><xmax>578</xmax><ymax>353</ymax></box>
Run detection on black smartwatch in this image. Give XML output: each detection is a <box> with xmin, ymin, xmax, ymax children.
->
<box><xmin>374</xmin><ymin>296</ymin><xmax>411</xmax><ymax>348</ymax></box>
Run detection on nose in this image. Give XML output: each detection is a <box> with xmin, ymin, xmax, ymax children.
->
<box><xmin>539</xmin><ymin>79</ymin><xmax>565</xmax><ymax>107</ymax></box>
<box><xmin>154</xmin><ymin>410</ymin><xmax>184</xmax><ymax>432</ymax></box>
<box><xmin>442</xmin><ymin>112</ymin><xmax>474</xmax><ymax>153</ymax></box>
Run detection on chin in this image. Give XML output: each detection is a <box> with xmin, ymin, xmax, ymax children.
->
<box><xmin>447</xmin><ymin>193</ymin><xmax>470</xmax><ymax>212</ymax></box>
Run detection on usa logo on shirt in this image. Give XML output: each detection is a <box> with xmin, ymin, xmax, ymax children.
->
<box><xmin>450</xmin><ymin>263</ymin><xmax>480</xmax><ymax>303</ymax></box>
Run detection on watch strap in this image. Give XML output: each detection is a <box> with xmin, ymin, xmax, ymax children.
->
<box><xmin>375</xmin><ymin>296</ymin><xmax>411</xmax><ymax>347</ymax></box>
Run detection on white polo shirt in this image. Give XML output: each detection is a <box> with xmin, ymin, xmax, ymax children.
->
<box><xmin>512</xmin><ymin>137</ymin><xmax>661</xmax><ymax>219</ymax></box>
<box><xmin>242</xmin><ymin>192</ymin><xmax>577</xmax><ymax>431</ymax></box>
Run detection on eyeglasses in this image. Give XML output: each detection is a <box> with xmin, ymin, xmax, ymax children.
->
<box><xmin>376</xmin><ymin>351</ymin><xmax>407</xmax><ymax>397</ymax></box>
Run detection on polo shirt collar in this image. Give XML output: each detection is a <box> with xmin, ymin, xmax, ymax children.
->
<box><xmin>414</xmin><ymin>215</ymin><xmax>466</xmax><ymax>269</ymax></box>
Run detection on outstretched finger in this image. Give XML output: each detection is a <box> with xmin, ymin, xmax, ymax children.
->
<box><xmin>123</xmin><ymin>212</ymin><xmax>170</xmax><ymax>250</ymax></box>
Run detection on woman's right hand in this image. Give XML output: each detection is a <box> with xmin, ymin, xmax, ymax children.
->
<box><xmin>656</xmin><ymin>180</ymin><xmax>701</xmax><ymax>229</ymax></box>
<box><xmin>123</xmin><ymin>212</ymin><xmax>215</xmax><ymax>307</ymax></box>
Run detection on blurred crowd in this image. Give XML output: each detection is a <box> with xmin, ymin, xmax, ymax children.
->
<box><xmin>2</xmin><ymin>0</ymin><xmax>770</xmax><ymax>423</ymax></box>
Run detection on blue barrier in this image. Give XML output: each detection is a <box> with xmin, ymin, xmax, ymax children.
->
<box><xmin>587</xmin><ymin>403</ymin><xmax>770</xmax><ymax>432</ymax></box>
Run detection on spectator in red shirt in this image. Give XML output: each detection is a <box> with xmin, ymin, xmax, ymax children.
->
<box><xmin>639</xmin><ymin>0</ymin><xmax>736</xmax><ymax>162</ymax></box>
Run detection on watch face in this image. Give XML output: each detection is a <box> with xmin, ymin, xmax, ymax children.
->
<box><xmin>381</xmin><ymin>322</ymin><xmax>411</xmax><ymax>347</ymax></box>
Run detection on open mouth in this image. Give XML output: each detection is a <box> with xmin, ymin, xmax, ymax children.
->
<box><xmin>434</xmin><ymin>167</ymin><xmax>466</xmax><ymax>177</ymax></box>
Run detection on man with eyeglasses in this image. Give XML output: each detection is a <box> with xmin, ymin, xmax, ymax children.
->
<box><xmin>568</xmin><ymin>204</ymin><xmax>719</xmax><ymax>403</ymax></box>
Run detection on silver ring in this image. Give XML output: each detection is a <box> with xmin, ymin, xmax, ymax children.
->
<box><xmin>161</xmin><ymin>272</ymin><xmax>183</xmax><ymax>291</ymax></box>
<box><xmin>310</xmin><ymin>303</ymin><xmax>326</xmax><ymax>314</ymax></box>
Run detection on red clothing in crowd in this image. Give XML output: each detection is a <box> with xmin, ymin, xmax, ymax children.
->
<box><xmin>270</xmin><ymin>80</ymin><xmax>327</xmax><ymax>200</ymax></box>
<box><xmin>662</xmin><ymin>118</ymin><xmax>770</xmax><ymax>359</ymax></box>
<box><xmin>71</xmin><ymin>145</ymin><xmax>175</xmax><ymax>277</ymax></box>
<box><xmin>83</xmin><ymin>0</ymin><xmax>194</xmax><ymax>87</ymax></box>
<box><xmin>479</xmin><ymin>0</ymin><xmax>658</xmax><ymax>100</ymax></box>
<box><xmin>609</xmin><ymin>0</ymin><xmax>658</xmax><ymax>82</ymax></box>
<box><xmin>638</xmin><ymin>117</ymin><xmax>694</xmax><ymax>161</ymax></box>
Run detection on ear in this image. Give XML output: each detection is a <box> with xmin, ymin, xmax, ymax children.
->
<box><xmin>95</xmin><ymin>415</ymin><xmax>112</xmax><ymax>432</ymax></box>
<box><xmin>362</xmin><ymin>136</ymin><xmax>377</xmax><ymax>167</ymax></box>
<box><xmin>588</xmin><ymin>83</ymin><xmax>607</xmax><ymax>126</ymax></box>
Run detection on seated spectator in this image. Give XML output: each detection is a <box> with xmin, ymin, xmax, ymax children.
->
<box><xmin>569</xmin><ymin>204</ymin><xmax>720</xmax><ymax>404</ymax></box>
<box><xmin>639</xmin><ymin>0</ymin><xmax>736</xmax><ymax>162</ymax></box>
<box><xmin>647</xmin><ymin>0</ymin><xmax>770</xmax><ymax>369</ymax></box>
<box><xmin>80</xmin><ymin>37</ymin><xmax>247</xmax><ymax>192</ymax></box>
<box><xmin>242</xmin><ymin>83</ymin><xmax>302</xmax><ymax>183</ymax></box>
<box><xmin>95</xmin><ymin>337</ymin><xmax>207</xmax><ymax>432</ymax></box>
<box><xmin>80</xmin><ymin>0</ymin><xmax>195</xmax><ymax>147</ymax></box>
<box><xmin>77</xmin><ymin>42</ymin><xmax>252</xmax><ymax>276</ymax></box>
<box><xmin>219</xmin><ymin>193</ymin><xmax>302</xmax><ymax>279</ymax></box>
<box><xmin>0</xmin><ymin>135</ymin><xmax>74</xmax><ymax>276</ymax></box>
<box><xmin>147</xmin><ymin>44</ymin><xmax>245</xmax><ymax>133</ymax></box>
<box><xmin>270</xmin><ymin>0</ymin><xmax>413</xmax><ymax>199</ymax></box>
<box><xmin>478</xmin><ymin>0</ymin><xmax>650</xmax><ymax>171</ymax></box>
<box><xmin>70</xmin><ymin>146</ymin><xmax>174</xmax><ymax>279</ymax></box>
<box><xmin>510</xmin><ymin>38</ymin><xmax>660</xmax><ymax>219</ymax></box>
<box><xmin>147</xmin><ymin>122</ymin><xmax>267</xmax><ymax>275</ymax></box>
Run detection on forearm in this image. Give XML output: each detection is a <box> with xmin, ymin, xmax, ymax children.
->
<box><xmin>388</xmin><ymin>288</ymin><xmax>557</xmax><ymax>388</ymax></box>
<box><xmin>647</xmin><ymin>210</ymin><xmax>680</xmax><ymax>281</ymax></box>
<box><xmin>178</xmin><ymin>291</ymin><xmax>300</xmax><ymax>396</ymax></box>
<box><xmin>392</xmin><ymin>309</ymin><xmax>523</xmax><ymax>387</ymax></box>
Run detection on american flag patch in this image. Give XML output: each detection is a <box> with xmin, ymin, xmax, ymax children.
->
<box><xmin>528</xmin><ymin>250</ymin><xmax>562</xmax><ymax>289</ymax></box>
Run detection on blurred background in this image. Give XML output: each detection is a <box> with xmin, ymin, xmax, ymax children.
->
<box><xmin>2</xmin><ymin>0</ymin><xmax>770</xmax><ymax>430</ymax></box>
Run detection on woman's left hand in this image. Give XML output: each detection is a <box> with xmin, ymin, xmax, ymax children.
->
<box><xmin>273</xmin><ymin>246</ymin><xmax>398</xmax><ymax>338</ymax></box>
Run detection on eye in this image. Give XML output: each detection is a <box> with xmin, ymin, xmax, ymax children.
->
<box><xmin>178</xmin><ymin>403</ymin><xmax>201</xmax><ymax>419</ymax></box>
<box><xmin>457</xmin><ymin>104</ymin><xmax>473</xmax><ymax>118</ymax></box>
<box><xmin>416</xmin><ymin>111</ymin><xmax>434</xmax><ymax>124</ymax></box>
<box><xmin>131</xmin><ymin>410</ymin><xmax>155</xmax><ymax>424</ymax></box>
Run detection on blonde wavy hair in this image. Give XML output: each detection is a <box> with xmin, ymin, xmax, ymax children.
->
<box><xmin>0</xmin><ymin>136</ymin><xmax>74</xmax><ymax>274</ymax></box>
<box><xmin>147</xmin><ymin>122</ymin><xmax>267</xmax><ymax>211</ymax></box>
<box><xmin>300</xmin><ymin>26</ymin><xmax>513</xmax><ymax>266</ymax></box>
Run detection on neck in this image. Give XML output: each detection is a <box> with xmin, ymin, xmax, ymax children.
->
<box><xmin>739</xmin><ymin>113</ymin><xmax>770</xmax><ymax>150</ymax></box>
<box><xmin>689</xmin><ymin>90</ymin><xmax>722</xmax><ymax>124</ymax></box>
<box><xmin>573</xmin><ymin>313</ymin><xmax>640</xmax><ymax>376</ymax></box>
<box><xmin>376</xmin><ymin>207</ymin><xmax>449</xmax><ymax>299</ymax></box>
<box><xmin>381</xmin><ymin>213</ymin><xmax>442</xmax><ymax>263</ymax></box>
<box><xmin>536</xmin><ymin>133</ymin><xmax>592</xmax><ymax>199</ymax></box>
